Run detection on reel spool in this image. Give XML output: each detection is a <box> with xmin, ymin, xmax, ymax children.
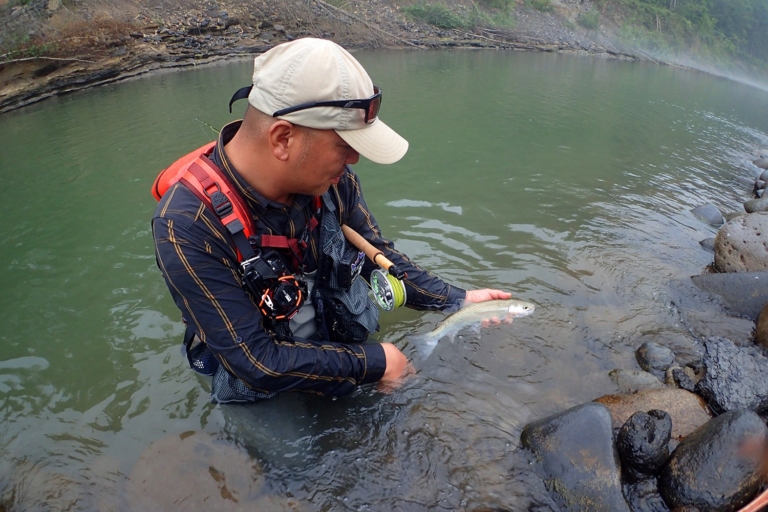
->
<box><xmin>370</xmin><ymin>268</ymin><xmax>407</xmax><ymax>311</ymax></box>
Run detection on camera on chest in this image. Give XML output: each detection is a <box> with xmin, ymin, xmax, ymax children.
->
<box><xmin>241</xmin><ymin>249</ymin><xmax>306</xmax><ymax>321</ymax></box>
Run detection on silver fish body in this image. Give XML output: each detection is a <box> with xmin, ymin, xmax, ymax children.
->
<box><xmin>410</xmin><ymin>299</ymin><xmax>535</xmax><ymax>358</ymax></box>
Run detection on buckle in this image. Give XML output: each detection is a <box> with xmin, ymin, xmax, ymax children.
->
<box><xmin>210</xmin><ymin>190</ymin><xmax>232</xmax><ymax>216</ymax></box>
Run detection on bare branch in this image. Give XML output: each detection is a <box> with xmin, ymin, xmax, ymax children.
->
<box><xmin>0</xmin><ymin>56</ymin><xmax>96</xmax><ymax>66</ymax></box>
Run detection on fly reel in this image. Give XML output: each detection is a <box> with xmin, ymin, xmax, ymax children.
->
<box><xmin>371</xmin><ymin>268</ymin><xmax>407</xmax><ymax>311</ymax></box>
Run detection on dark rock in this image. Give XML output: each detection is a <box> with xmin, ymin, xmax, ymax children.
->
<box><xmin>520</xmin><ymin>403</ymin><xmax>630</xmax><ymax>511</ymax></box>
<box><xmin>594</xmin><ymin>388</ymin><xmax>712</xmax><ymax>440</ymax></box>
<box><xmin>636</xmin><ymin>341</ymin><xmax>677</xmax><ymax>379</ymax></box>
<box><xmin>691</xmin><ymin>271</ymin><xmax>768</xmax><ymax>320</ymax></box>
<box><xmin>617</xmin><ymin>410</ymin><xmax>672</xmax><ymax>479</ymax></box>
<box><xmin>696</xmin><ymin>336</ymin><xmax>768</xmax><ymax>414</ymax></box>
<box><xmin>699</xmin><ymin>238</ymin><xmax>715</xmax><ymax>251</ymax></box>
<box><xmin>658</xmin><ymin>410</ymin><xmax>768</xmax><ymax>511</ymax></box>
<box><xmin>744</xmin><ymin>197</ymin><xmax>768</xmax><ymax>213</ymax></box>
<box><xmin>623</xmin><ymin>478</ymin><xmax>670</xmax><ymax>512</ymax></box>
<box><xmin>690</xmin><ymin>204</ymin><xmax>724</xmax><ymax>226</ymax></box>
<box><xmin>666</xmin><ymin>367</ymin><xmax>695</xmax><ymax>392</ymax></box>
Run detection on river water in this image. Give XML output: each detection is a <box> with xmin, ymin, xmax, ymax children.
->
<box><xmin>1</xmin><ymin>50</ymin><xmax>767</xmax><ymax>511</ymax></box>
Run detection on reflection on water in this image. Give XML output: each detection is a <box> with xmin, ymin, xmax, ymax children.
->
<box><xmin>0</xmin><ymin>50</ymin><xmax>767</xmax><ymax>510</ymax></box>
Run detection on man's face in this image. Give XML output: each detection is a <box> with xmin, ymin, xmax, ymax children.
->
<box><xmin>288</xmin><ymin>128</ymin><xmax>360</xmax><ymax>196</ymax></box>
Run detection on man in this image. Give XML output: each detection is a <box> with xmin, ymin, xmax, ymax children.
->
<box><xmin>152</xmin><ymin>38</ymin><xmax>509</xmax><ymax>403</ymax></box>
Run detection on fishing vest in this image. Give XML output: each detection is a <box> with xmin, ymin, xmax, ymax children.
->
<box><xmin>153</xmin><ymin>142</ymin><xmax>380</xmax><ymax>399</ymax></box>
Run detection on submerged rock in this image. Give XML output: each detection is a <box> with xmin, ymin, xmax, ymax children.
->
<box><xmin>594</xmin><ymin>388</ymin><xmax>712</xmax><ymax>440</ymax></box>
<box><xmin>691</xmin><ymin>272</ymin><xmax>768</xmax><ymax>321</ymax></box>
<box><xmin>714</xmin><ymin>213</ymin><xmax>768</xmax><ymax>273</ymax></box>
<box><xmin>699</xmin><ymin>238</ymin><xmax>715</xmax><ymax>251</ymax></box>
<box><xmin>690</xmin><ymin>204</ymin><xmax>725</xmax><ymax>226</ymax></box>
<box><xmin>696</xmin><ymin>336</ymin><xmax>768</xmax><ymax>414</ymax></box>
<box><xmin>520</xmin><ymin>402</ymin><xmax>629</xmax><ymax>512</ymax></box>
<box><xmin>609</xmin><ymin>369</ymin><xmax>663</xmax><ymax>394</ymax></box>
<box><xmin>658</xmin><ymin>410</ymin><xmax>768</xmax><ymax>512</ymax></box>
<box><xmin>617</xmin><ymin>410</ymin><xmax>672</xmax><ymax>480</ymax></box>
<box><xmin>635</xmin><ymin>341</ymin><xmax>676</xmax><ymax>379</ymax></box>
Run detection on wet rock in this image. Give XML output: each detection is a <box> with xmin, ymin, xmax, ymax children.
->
<box><xmin>753</xmin><ymin>158</ymin><xmax>768</xmax><ymax>169</ymax></box>
<box><xmin>617</xmin><ymin>410</ymin><xmax>672</xmax><ymax>480</ymax></box>
<box><xmin>758</xmin><ymin>189</ymin><xmax>766</xmax><ymax>198</ymax></box>
<box><xmin>761</xmin><ymin>169</ymin><xmax>768</xmax><ymax>182</ymax></box>
<box><xmin>636</xmin><ymin>341</ymin><xmax>677</xmax><ymax>379</ymax></box>
<box><xmin>520</xmin><ymin>402</ymin><xmax>630</xmax><ymax>512</ymax></box>
<box><xmin>691</xmin><ymin>271</ymin><xmax>768</xmax><ymax>321</ymax></box>
<box><xmin>755</xmin><ymin>179</ymin><xmax>766</xmax><ymax>192</ymax></box>
<box><xmin>658</xmin><ymin>410</ymin><xmax>768</xmax><ymax>511</ymax></box>
<box><xmin>127</xmin><ymin>431</ymin><xmax>264</xmax><ymax>509</ymax></box>
<box><xmin>737</xmin><ymin>176</ymin><xmax>757</xmax><ymax>187</ymax></box>
<box><xmin>699</xmin><ymin>238</ymin><xmax>715</xmax><ymax>251</ymax></box>
<box><xmin>714</xmin><ymin>213</ymin><xmax>768</xmax><ymax>273</ymax></box>
<box><xmin>609</xmin><ymin>369</ymin><xmax>663</xmax><ymax>394</ymax></box>
<box><xmin>690</xmin><ymin>204</ymin><xmax>725</xmax><ymax>226</ymax></box>
<box><xmin>755</xmin><ymin>303</ymin><xmax>768</xmax><ymax>348</ymax></box>
<box><xmin>744</xmin><ymin>197</ymin><xmax>768</xmax><ymax>213</ymax></box>
<box><xmin>594</xmin><ymin>388</ymin><xmax>712</xmax><ymax>440</ymax></box>
<box><xmin>623</xmin><ymin>478</ymin><xmax>670</xmax><ymax>512</ymax></box>
<box><xmin>696</xmin><ymin>336</ymin><xmax>768</xmax><ymax>414</ymax></box>
<box><xmin>664</xmin><ymin>366</ymin><xmax>696</xmax><ymax>391</ymax></box>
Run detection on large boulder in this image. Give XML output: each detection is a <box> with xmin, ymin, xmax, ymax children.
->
<box><xmin>658</xmin><ymin>410</ymin><xmax>768</xmax><ymax>511</ymax></box>
<box><xmin>696</xmin><ymin>336</ymin><xmax>768</xmax><ymax>414</ymax></box>
<box><xmin>594</xmin><ymin>388</ymin><xmax>712</xmax><ymax>440</ymax></box>
<box><xmin>617</xmin><ymin>410</ymin><xmax>672</xmax><ymax>480</ymax></box>
<box><xmin>714</xmin><ymin>213</ymin><xmax>768</xmax><ymax>273</ymax></box>
<box><xmin>520</xmin><ymin>402</ymin><xmax>630</xmax><ymax>512</ymax></box>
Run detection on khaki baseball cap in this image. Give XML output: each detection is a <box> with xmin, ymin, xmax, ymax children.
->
<box><xmin>243</xmin><ymin>38</ymin><xmax>408</xmax><ymax>165</ymax></box>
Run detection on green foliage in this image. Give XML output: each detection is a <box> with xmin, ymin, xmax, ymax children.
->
<box><xmin>477</xmin><ymin>0</ymin><xmax>513</xmax><ymax>9</ymax></box>
<box><xmin>577</xmin><ymin>10</ymin><xmax>600</xmax><ymax>30</ymax></box>
<box><xmin>402</xmin><ymin>3</ymin><xmax>468</xmax><ymax>29</ymax></box>
<box><xmin>529</xmin><ymin>0</ymin><xmax>553</xmax><ymax>13</ymax></box>
<box><xmin>596</xmin><ymin>0</ymin><xmax>768</xmax><ymax>63</ymax></box>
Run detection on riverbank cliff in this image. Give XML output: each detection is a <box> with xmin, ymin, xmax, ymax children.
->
<box><xmin>0</xmin><ymin>0</ymin><xmax>641</xmax><ymax>113</ymax></box>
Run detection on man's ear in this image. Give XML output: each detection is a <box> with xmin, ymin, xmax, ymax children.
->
<box><xmin>268</xmin><ymin>120</ymin><xmax>299</xmax><ymax>162</ymax></box>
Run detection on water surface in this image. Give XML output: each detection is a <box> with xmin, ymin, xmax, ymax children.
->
<box><xmin>1</xmin><ymin>49</ymin><xmax>767</xmax><ymax>511</ymax></box>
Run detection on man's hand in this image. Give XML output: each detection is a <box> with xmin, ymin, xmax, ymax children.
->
<box><xmin>464</xmin><ymin>289</ymin><xmax>512</xmax><ymax>303</ymax></box>
<box><xmin>378</xmin><ymin>343</ymin><xmax>413</xmax><ymax>393</ymax></box>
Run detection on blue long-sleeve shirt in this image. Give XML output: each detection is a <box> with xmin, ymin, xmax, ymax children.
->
<box><xmin>152</xmin><ymin>121</ymin><xmax>466</xmax><ymax>397</ymax></box>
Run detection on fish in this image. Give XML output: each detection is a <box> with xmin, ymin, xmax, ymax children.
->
<box><xmin>409</xmin><ymin>299</ymin><xmax>536</xmax><ymax>359</ymax></box>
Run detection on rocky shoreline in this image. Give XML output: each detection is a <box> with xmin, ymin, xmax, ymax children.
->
<box><xmin>519</xmin><ymin>150</ymin><xmax>768</xmax><ymax>511</ymax></box>
<box><xmin>0</xmin><ymin>0</ymin><xmax>639</xmax><ymax>114</ymax></box>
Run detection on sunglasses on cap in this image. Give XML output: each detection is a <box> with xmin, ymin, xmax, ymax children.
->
<box><xmin>229</xmin><ymin>86</ymin><xmax>383</xmax><ymax>124</ymax></box>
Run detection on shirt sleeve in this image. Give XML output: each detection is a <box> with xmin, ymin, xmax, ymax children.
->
<box><xmin>152</xmin><ymin>183</ymin><xmax>386</xmax><ymax>396</ymax></box>
<box><xmin>333</xmin><ymin>168</ymin><xmax>467</xmax><ymax>311</ymax></box>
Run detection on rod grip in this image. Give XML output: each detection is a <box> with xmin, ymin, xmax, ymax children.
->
<box><xmin>341</xmin><ymin>225</ymin><xmax>395</xmax><ymax>271</ymax></box>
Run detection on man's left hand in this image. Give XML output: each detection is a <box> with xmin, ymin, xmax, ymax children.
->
<box><xmin>464</xmin><ymin>289</ymin><xmax>512</xmax><ymax>303</ymax></box>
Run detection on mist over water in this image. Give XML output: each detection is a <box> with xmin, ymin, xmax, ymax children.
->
<box><xmin>1</xmin><ymin>50</ymin><xmax>767</xmax><ymax>510</ymax></box>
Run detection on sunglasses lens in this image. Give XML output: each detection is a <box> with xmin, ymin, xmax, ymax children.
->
<box><xmin>367</xmin><ymin>95</ymin><xmax>382</xmax><ymax>124</ymax></box>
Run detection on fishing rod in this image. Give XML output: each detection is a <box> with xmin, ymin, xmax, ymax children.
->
<box><xmin>341</xmin><ymin>225</ymin><xmax>407</xmax><ymax>311</ymax></box>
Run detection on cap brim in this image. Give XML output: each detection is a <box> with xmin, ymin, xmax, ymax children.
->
<box><xmin>336</xmin><ymin>119</ymin><xmax>408</xmax><ymax>165</ymax></box>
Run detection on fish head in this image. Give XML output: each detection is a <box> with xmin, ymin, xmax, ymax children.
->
<box><xmin>507</xmin><ymin>301</ymin><xmax>535</xmax><ymax>317</ymax></box>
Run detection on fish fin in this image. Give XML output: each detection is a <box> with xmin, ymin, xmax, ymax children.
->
<box><xmin>408</xmin><ymin>333</ymin><xmax>438</xmax><ymax>360</ymax></box>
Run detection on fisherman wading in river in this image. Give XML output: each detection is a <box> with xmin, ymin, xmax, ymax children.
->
<box><xmin>151</xmin><ymin>37</ymin><xmax>511</xmax><ymax>403</ymax></box>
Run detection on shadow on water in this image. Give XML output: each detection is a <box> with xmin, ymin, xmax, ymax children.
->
<box><xmin>1</xmin><ymin>50</ymin><xmax>768</xmax><ymax>510</ymax></box>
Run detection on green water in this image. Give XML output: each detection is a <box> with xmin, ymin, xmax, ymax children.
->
<box><xmin>1</xmin><ymin>50</ymin><xmax>767</xmax><ymax>510</ymax></box>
